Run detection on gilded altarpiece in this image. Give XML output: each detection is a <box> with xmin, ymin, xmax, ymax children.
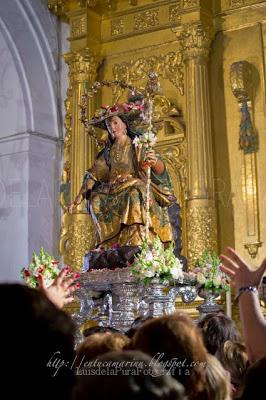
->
<box><xmin>47</xmin><ymin>0</ymin><xmax>266</xmax><ymax>319</ymax></box>
<box><xmin>48</xmin><ymin>0</ymin><xmax>219</xmax><ymax>271</ymax></box>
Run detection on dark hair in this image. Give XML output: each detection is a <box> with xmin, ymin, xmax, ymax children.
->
<box><xmin>197</xmin><ymin>313</ymin><xmax>242</xmax><ymax>355</ymax></box>
<box><xmin>0</xmin><ymin>284</ymin><xmax>75</xmax><ymax>400</ymax></box>
<box><xmin>239</xmin><ymin>357</ymin><xmax>266</xmax><ymax>400</ymax></box>
<box><xmin>73</xmin><ymin>350</ymin><xmax>185</xmax><ymax>400</ymax></box>
<box><xmin>83</xmin><ymin>325</ymin><xmax>122</xmax><ymax>338</ymax></box>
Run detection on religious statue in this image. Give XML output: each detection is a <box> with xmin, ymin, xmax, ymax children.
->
<box><xmin>68</xmin><ymin>101</ymin><xmax>177</xmax><ymax>250</ymax></box>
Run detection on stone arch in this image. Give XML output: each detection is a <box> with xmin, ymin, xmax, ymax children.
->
<box><xmin>0</xmin><ymin>0</ymin><xmax>60</xmax><ymax>136</ymax></box>
<box><xmin>0</xmin><ymin>0</ymin><xmax>67</xmax><ymax>281</ymax></box>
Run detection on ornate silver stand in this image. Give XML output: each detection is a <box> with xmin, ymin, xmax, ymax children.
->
<box><xmin>197</xmin><ymin>288</ymin><xmax>222</xmax><ymax>314</ymax></box>
<box><xmin>144</xmin><ymin>280</ymin><xmax>177</xmax><ymax>317</ymax></box>
<box><xmin>73</xmin><ymin>268</ymin><xmax>198</xmax><ymax>333</ymax></box>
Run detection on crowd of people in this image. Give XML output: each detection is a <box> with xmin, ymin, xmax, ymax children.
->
<box><xmin>1</xmin><ymin>247</ymin><xmax>265</xmax><ymax>399</ymax></box>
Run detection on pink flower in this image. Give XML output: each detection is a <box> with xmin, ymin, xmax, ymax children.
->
<box><xmin>110</xmin><ymin>106</ymin><xmax>118</xmax><ymax>112</ymax></box>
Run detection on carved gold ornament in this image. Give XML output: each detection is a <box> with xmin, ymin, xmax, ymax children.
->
<box><xmin>134</xmin><ymin>9</ymin><xmax>159</xmax><ymax>31</ymax></box>
<box><xmin>112</xmin><ymin>52</ymin><xmax>184</xmax><ymax>102</ymax></box>
<box><xmin>187</xmin><ymin>204</ymin><xmax>217</xmax><ymax>267</ymax></box>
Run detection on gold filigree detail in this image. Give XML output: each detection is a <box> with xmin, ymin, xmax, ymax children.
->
<box><xmin>174</xmin><ymin>23</ymin><xmax>213</xmax><ymax>60</ymax></box>
<box><xmin>186</xmin><ymin>205</ymin><xmax>217</xmax><ymax>268</ymax></box>
<box><xmin>230</xmin><ymin>0</ymin><xmax>245</xmax><ymax>8</ymax></box>
<box><xmin>64</xmin><ymin>48</ymin><xmax>100</xmax><ymax>83</ymax></box>
<box><xmin>134</xmin><ymin>9</ymin><xmax>159</xmax><ymax>31</ymax></box>
<box><xmin>244</xmin><ymin>242</ymin><xmax>262</xmax><ymax>258</ymax></box>
<box><xmin>111</xmin><ymin>18</ymin><xmax>124</xmax><ymax>36</ymax></box>
<box><xmin>71</xmin><ymin>16</ymin><xmax>86</xmax><ymax>38</ymax></box>
<box><xmin>161</xmin><ymin>145</ymin><xmax>187</xmax><ymax>191</ymax></box>
<box><xmin>64</xmin><ymin>87</ymin><xmax>72</xmax><ymax>156</ymax></box>
<box><xmin>48</xmin><ymin>0</ymin><xmax>66</xmax><ymax>17</ymax></box>
<box><xmin>183</xmin><ymin>0</ymin><xmax>199</xmax><ymax>8</ymax></box>
<box><xmin>60</xmin><ymin>215</ymin><xmax>96</xmax><ymax>270</ymax></box>
<box><xmin>169</xmin><ymin>4</ymin><xmax>182</xmax><ymax>24</ymax></box>
<box><xmin>112</xmin><ymin>52</ymin><xmax>184</xmax><ymax>101</ymax></box>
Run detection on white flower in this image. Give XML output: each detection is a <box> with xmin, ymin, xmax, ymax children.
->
<box><xmin>153</xmin><ymin>260</ymin><xmax>162</xmax><ymax>272</ymax></box>
<box><xmin>133</xmin><ymin>137</ymin><xmax>140</xmax><ymax>146</ymax></box>
<box><xmin>170</xmin><ymin>266</ymin><xmax>184</xmax><ymax>280</ymax></box>
<box><xmin>145</xmin><ymin>251</ymin><xmax>153</xmax><ymax>262</ymax></box>
<box><xmin>143</xmin><ymin>269</ymin><xmax>155</xmax><ymax>278</ymax></box>
<box><xmin>213</xmin><ymin>275</ymin><xmax>222</xmax><ymax>287</ymax></box>
<box><xmin>197</xmin><ymin>272</ymin><xmax>206</xmax><ymax>285</ymax></box>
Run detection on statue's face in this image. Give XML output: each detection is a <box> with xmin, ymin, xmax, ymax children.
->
<box><xmin>106</xmin><ymin>116</ymin><xmax>127</xmax><ymax>140</ymax></box>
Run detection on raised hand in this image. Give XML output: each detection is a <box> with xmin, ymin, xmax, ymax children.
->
<box><xmin>38</xmin><ymin>267</ymin><xmax>80</xmax><ymax>309</ymax></box>
<box><xmin>220</xmin><ymin>247</ymin><xmax>266</xmax><ymax>290</ymax></box>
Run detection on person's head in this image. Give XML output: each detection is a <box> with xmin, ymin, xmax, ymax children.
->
<box><xmin>105</xmin><ymin>115</ymin><xmax>128</xmax><ymax>141</ymax></box>
<box><xmin>205</xmin><ymin>354</ymin><xmax>231</xmax><ymax>400</ymax></box>
<box><xmin>239</xmin><ymin>357</ymin><xmax>266</xmax><ymax>400</ymax></box>
<box><xmin>83</xmin><ymin>325</ymin><xmax>121</xmax><ymax>338</ymax></box>
<box><xmin>75</xmin><ymin>332</ymin><xmax>130</xmax><ymax>370</ymax></box>
<box><xmin>197</xmin><ymin>313</ymin><xmax>242</xmax><ymax>355</ymax></box>
<box><xmin>0</xmin><ymin>284</ymin><xmax>75</xmax><ymax>400</ymax></box>
<box><xmin>216</xmin><ymin>340</ymin><xmax>249</xmax><ymax>393</ymax></box>
<box><xmin>126</xmin><ymin>316</ymin><xmax>154</xmax><ymax>339</ymax></box>
<box><xmin>73</xmin><ymin>350</ymin><xmax>185</xmax><ymax>400</ymax></box>
<box><xmin>131</xmin><ymin>313</ymin><xmax>207</xmax><ymax>399</ymax></box>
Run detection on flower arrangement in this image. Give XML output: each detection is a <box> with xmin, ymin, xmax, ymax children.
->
<box><xmin>132</xmin><ymin>131</ymin><xmax>157</xmax><ymax>149</ymax></box>
<box><xmin>94</xmin><ymin>101</ymin><xmax>145</xmax><ymax>120</ymax></box>
<box><xmin>130</xmin><ymin>236</ymin><xmax>184</xmax><ymax>285</ymax></box>
<box><xmin>21</xmin><ymin>247</ymin><xmax>61</xmax><ymax>288</ymax></box>
<box><xmin>193</xmin><ymin>250</ymin><xmax>230</xmax><ymax>292</ymax></box>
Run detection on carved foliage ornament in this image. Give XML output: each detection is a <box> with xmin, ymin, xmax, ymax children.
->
<box><xmin>71</xmin><ymin>16</ymin><xmax>86</xmax><ymax>38</ymax></box>
<box><xmin>111</xmin><ymin>18</ymin><xmax>124</xmax><ymax>36</ymax></box>
<box><xmin>175</xmin><ymin>23</ymin><xmax>213</xmax><ymax>59</ymax></box>
<box><xmin>62</xmin><ymin>219</ymin><xmax>96</xmax><ymax>270</ymax></box>
<box><xmin>230</xmin><ymin>0</ymin><xmax>245</xmax><ymax>8</ymax></box>
<box><xmin>183</xmin><ymin>0</ymin><xmax>199</xmax><ymax>8</ymax></box>
<box><xmin>48</xmin><ymin>0</ymin><xmax>66</xmax><ymax>16</ymax></box>
<box><xmin>64</xmin><ymin>49</ymin><xmax>100</xmax><ymax>83</ymax></box>
<box><xmin>112</xmin><ymin>52</ymin><xmax>184</xmax><ymax>97</ymax></box>
<box><xmin>186</xmin><ymin>205</ymin><xmax>217</xmax><ymax>266</ymax></box>
<box><xmin>169</xmin><ymin>4</ymin><xmax>182</xmax><ymax>23</ymax></box>
<box><xmin>134</xmin><ymin>9</ymin><xmax>159</xmax><ymax>31</ymax></box>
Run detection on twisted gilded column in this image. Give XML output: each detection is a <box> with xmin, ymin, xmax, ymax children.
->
<box><xmin>175</xmin><ymin>23</ymin><xmax>218</xmax><ymax>267</ymax></box>
<box><xmin>60</xmin><ymin>48</ymin><xmax>101</xmax><ymax>270</ymax></box>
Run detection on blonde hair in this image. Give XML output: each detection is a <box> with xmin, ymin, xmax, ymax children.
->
<box><xmin>205</xmin><ymin>354</ymin><xmax>231</xmax><ymax>400</ymax></box>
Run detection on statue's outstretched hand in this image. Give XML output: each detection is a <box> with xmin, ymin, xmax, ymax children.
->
<box><xmin>67</xmin><ymin>194</ymin><xmax>83</xmax><ymax>213</ymax></box>
<box><xmin>67</xmin><ymin>202</ymin><xmax>77</xmax><ymax>214</ymax></box>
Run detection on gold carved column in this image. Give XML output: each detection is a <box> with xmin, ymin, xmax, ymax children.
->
<box><xmin>175</xmin><ymin>23</ymin><xmax>218</xmax><ymax>267</ymax></box>
<box><xmin>60</xmin><ymin>49</ymin><xmax>100</xmax><ymax>270</ymax></box>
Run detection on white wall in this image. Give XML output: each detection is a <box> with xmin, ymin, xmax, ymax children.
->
<box><xmin>0</xmin><ymin>0</ymin><xmax>69</xmax><ymax>281</ymax></box>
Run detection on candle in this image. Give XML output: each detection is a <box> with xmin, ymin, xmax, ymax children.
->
<box><xmin>226</xmin><ymin>288</ymin><xmax>232</xmax><ymax>318</ymax></box>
